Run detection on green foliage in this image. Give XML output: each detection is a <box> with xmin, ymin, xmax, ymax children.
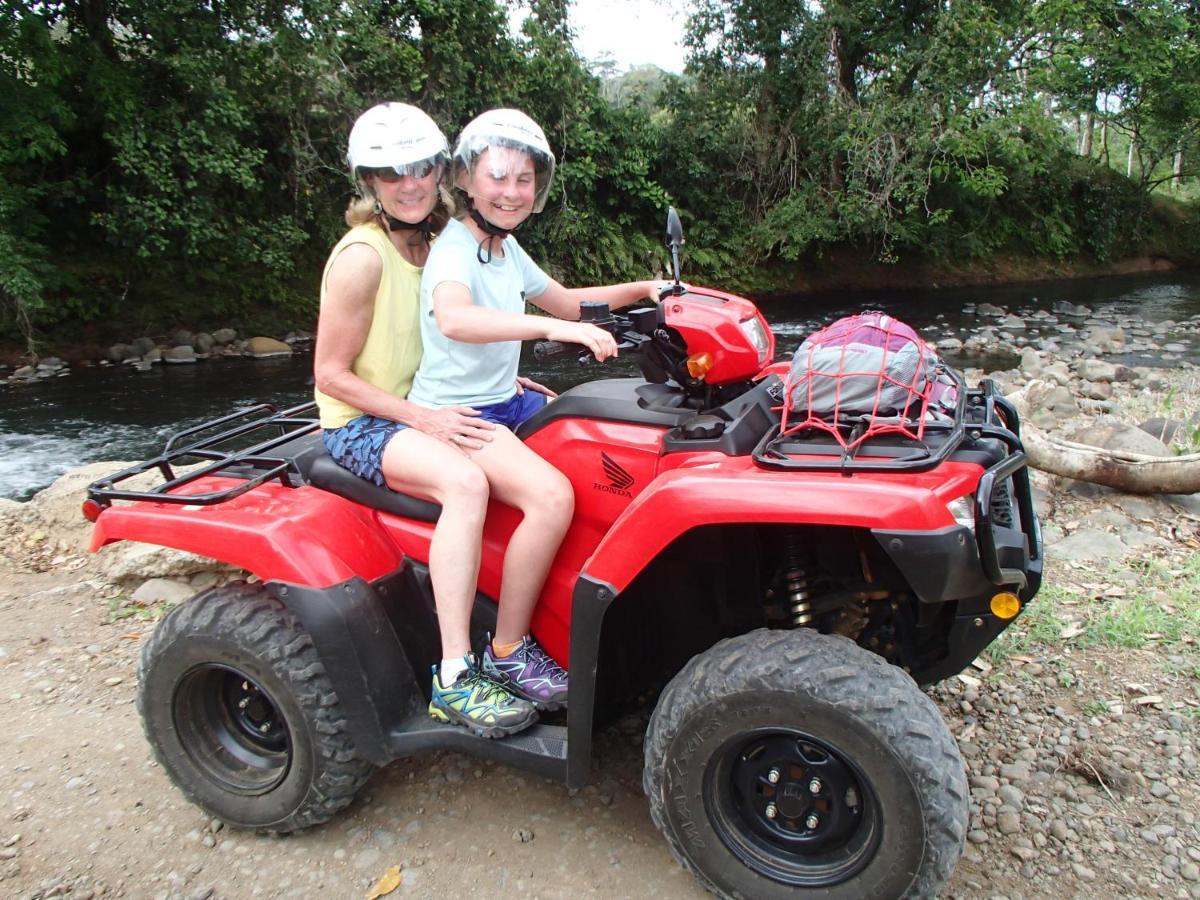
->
<box><xmin>1</xmin><ymin>0</ymin><xmax>1197</xmax><ymax>346</ymax></box>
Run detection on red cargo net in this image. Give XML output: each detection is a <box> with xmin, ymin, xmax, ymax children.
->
<box><xmin>779</xmin><ymin>312</ymin><xmax>948</xmax><ymax>453</ymax></box>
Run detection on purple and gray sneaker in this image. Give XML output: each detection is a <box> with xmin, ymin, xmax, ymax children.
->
<box><xmin>482</xmin><ymin>635</ymin><xmax>569</xmax><ymax>712</ymax></box>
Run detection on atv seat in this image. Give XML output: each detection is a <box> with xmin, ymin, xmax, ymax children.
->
<box><xmin>308</xmin><ymin>448</ymin><xmax>442</xmax><ymax>523</ymax></box>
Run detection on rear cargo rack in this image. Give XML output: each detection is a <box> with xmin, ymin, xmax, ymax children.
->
<box><xmin>753</xmin><ymin>377</ymin><xmax>1020</xmax><ymax>474</ymax></box>
<box><xmin>87</xmin><ymin>401</ymin><xmax>321</xmax><ymax>508</ymax></box>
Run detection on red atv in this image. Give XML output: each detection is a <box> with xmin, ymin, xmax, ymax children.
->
<box><xmin>84</xmin><ymin>215</ymin><xmax>1041</xmax><ymax>899</ymax></box>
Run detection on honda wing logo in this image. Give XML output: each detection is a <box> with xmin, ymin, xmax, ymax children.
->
<box><xmin>594</xmin><ymin>452</ymin><xmax>634</xmax><ymax>498</ymax></box>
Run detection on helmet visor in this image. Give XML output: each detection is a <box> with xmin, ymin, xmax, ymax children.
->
<box><xmin>361</xmin><ymin>154</ymin><xmax>445</xmax><ymax>183</ymax></box>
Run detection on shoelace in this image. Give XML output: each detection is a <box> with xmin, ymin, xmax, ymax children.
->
<box><xmin>462</xmin><ymin>667</ymin><xmax>515</xmax><ymax>706</ymax></box>
<box><xmin>524</xmin><ymin>642</ymin><xmax>567</xmax><ymax>679</ymax></box>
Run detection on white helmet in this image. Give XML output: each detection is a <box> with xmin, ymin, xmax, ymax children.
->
<box><xmin>453</xmin><ymin>109</ymin><xmax>556</xmax><ymax>214</ymax></box>
<box><xmin>347</xmin><ymin>102</ymin><xmax>449</xmax><ymax>191</ymax></box>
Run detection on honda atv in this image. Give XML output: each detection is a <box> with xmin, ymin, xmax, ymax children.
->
<box><xmin>83</xmin><ymin>211</ymin><xmax>1042</xmax><ymax>899</ymax></box>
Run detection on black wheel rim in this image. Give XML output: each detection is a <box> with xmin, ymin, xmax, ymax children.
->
<box><xmin>173</xmin><ymin>664</ymin><xmax>292</xmax><ymax>795</ymax></box>
<box><xmin>704</xmin><ymin>727</ymin><xmax>881</xmax><ymax>887</ymax></box>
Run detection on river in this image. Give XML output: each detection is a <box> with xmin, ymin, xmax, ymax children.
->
<box><xmin>2</xmin><ymin>271</ymin><xmax>1198</xmax><ymax>501</ymax></box>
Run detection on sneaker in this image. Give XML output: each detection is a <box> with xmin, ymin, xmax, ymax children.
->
<box><xmin>482</xmin><ymin>635</ymin><xmax>569</xmax><ymax>712</ymax></box>
<box><xmin>428</xmin><ymin>654</ymin><xmax>538</xmax><ymax>739</ymax></box>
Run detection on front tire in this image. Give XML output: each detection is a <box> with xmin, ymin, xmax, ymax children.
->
<box><xmin>644</xmin><ymin>629</ymin><xmax>967</xmax><ymax>899</ymax></box>
<box><xmin>137</xmin><ymin>582</ymin><xmax>376</xmax><ymax>832</ymax></box>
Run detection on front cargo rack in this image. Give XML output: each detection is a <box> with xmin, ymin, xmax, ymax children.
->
<box><xmin>87</xmin><ymin>401</ymin><xmax>321</xmax><ymax>508</ymax></box>
<box><xmin>752</xmin><ymin>377</ymin><xmax>1022</xmax><ymax>474</ymax></box>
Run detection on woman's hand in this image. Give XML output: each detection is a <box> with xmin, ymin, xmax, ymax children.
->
<box><xmin>546</xmin><ymin>321</ymin><xmax>619</xmax><ymax>362</ymax></box>
<box><xmin>515</xmin><ymin>375</ymin><xmax>558</xmax><ymax>398</ymax></box>
<box><xmin>413</xmin><ymin>406</ymin><xmax>496</xmax><ymax>453</ymax></box>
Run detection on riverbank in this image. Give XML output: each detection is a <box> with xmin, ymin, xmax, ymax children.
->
<box><xmin>0</xmin><ymin>348</ymin><xmax>1198</xmax><ymax>897</ymax></box>
<box><xmin>773</xmin><ymin>251</ymin><xmax>1186</xmax><ymax>296</ymax></box>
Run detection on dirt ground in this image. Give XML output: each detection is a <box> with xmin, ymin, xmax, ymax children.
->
<box><xmin>1</xmin><ymin>530</ymin><xmax>1196</xmax><ymax>900</ymax></box>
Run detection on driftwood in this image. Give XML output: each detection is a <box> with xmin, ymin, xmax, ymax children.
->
<box><xmin>1020</xmin><ymin>426</ymin><xmax>1200</xmax><ymax>495</ymax></box>
<box><xmin>1006</xmin><ymin>380</ymin><xmax>1200</xmax><ymax>495</ymax></box>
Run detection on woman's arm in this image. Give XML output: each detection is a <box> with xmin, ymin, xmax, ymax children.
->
<box><xmin>529</xmin><ymin>279</ymin><xmax>668</xmax><ymax>319</ymax></box>
<box><xmin>313</xmin><ymin>246</ymin><xmax>495</xmax><ymax>447</ymax></box>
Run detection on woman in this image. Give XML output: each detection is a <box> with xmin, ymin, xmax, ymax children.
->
<box><xmin>407</xmin><ymin>108</ymin><xmax>668</xmax><ymax>731</ymax></box>
<box><xmin>313</xmin><ymin>103</ymin><xmax>544</xmax><ymax>738</ymax></box>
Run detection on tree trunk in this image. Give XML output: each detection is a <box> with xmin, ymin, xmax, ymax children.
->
<box><xmin>1080</xmin><ymin>109</ymin><xmax>1094</xmax><ymax>157</ymax></box>
<box><xmin>1021</xmin><ymin>427</ymin><xmax>1200</xmax><ymax>494</ymax></box>
<box><xmin>1100</xmin><ymin>118</ymin><xmax>1109</xmax><ymax>165</ymax></box>
<box><xmin>1175</xmin><ymin>143</ymin><xmax>1185</xmax><ymax>190</ymax></box>
<box><xmin>1127</xmin><ymin>138</ymin><xmax>1135</xmax><ymax>178</ymax></box>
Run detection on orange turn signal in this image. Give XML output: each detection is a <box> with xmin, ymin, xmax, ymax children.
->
<box><xmin>686</xmin><ymin>352</ymin><xmax>713</xmax><ymax>380</ymax></box>
<box><xmin>990</xmin><ymin>592</ymin><xmax>1021</xmax><ymax>620</ymax></box>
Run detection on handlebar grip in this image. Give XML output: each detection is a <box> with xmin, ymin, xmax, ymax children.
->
<box><xmin>533</xmin><ymin>340</ymin><xmax>570</xmax><ymax>361</ymax></box>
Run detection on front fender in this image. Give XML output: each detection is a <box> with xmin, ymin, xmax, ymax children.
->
<box><xmin>582</xmin><ymin>460</ymin><xmax>975</xmax><ymax>593</ymax></box>
<box><xmin>90</xmin><ymin>479</ymin><xmax>402</xmax><ymax>587</ymax></box>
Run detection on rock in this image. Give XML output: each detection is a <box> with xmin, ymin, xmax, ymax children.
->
<box><xmin>1019</xmin><ymin>348</ymin><xmax>1043</xmax><ymax>377</ymax></box>
<box><xmin>244</xmin><ymin>337</ymin><xmax>293</xmax><ymax>358</ymax></box>
<box><xmin>1000</xmin><ymin>315</ymin><xmax>1026</xmax><ymax>331</ymax></box>
<box><xmin>1087</xmin><ymin>325</ymin><xmax>1126</xmax><ymax>350</ymax></box>
<box><xmin>144</xmin><ymin>347</ymin><xmax>163</xmax><ymax>363</ymax></box>
<box><xmin>212</xmin><ymin>328</ymin><xmax>237</xmax><ymax>344</ymax></box>
<box><xmin>1047</xmin><ymin>529</ymin><xmax>1127</xmax><ymax>562</ymax></box>
<box><xmin>24</xmin><ymin>461</ymin><xmax>140</xmax><ymax>550</ymax></box>
<box><xmin>512</xmin><ymin>828</ymin><xmax>534</xmax><ymax>843</ymax></box>
<box><xmin>1080</xmin><ymin>381</ymin><xmax>1113</xmax><ymax>401</ymax></box>
<box><xmin>194</xmin><ymin>332</ymin><xmax>215</xmax><ymax>354</ymax></box>
<box><xmin>1138</xmin><ymin>417</ymin><xmax>1190</xmax><ymax>445</ymax></box>
<box><xmin>163</xmin><ymin>345</ymin><xmax>197</xmax><ymax>364</ymax></box>
<box><xmin>1053</xmin><ymin>300</ymin><xmax>1092</xmax><ymax>317</ymax></box>
<box><xmin>96</xmin><ymin>542</ymin><xmax>231</xmax><ymax>582</ymax></box>
<box><xmin>1076</xmin><ymin>359</ymin><xmax>1117</xmax><ymax>382</ymax></box>
<box><xmin>1069</xmin><ymin>422</ymin><xmax>1171</xmax><ymax>457</ymax></box>
<box><xmin>107</xmin><ymin>343</ymin><xmax>133</xmax><ymax>362</ymax></box>
<box><xmin>977</xmin><ymin>303</ymin><xmax>1006</xmax><ymax>317</ymax></box>
<box><xmin>937</xmin><ymin>337</ymin><xmax>964</xmax><ymax>353</ymax></box>
<box><xmin>997</xmin><ymin>811</ymin><xmax>1021</xmax><ymax>834</ymax></box>
<box><xmin>132</xmin><ymin>337</ymin><xmax>157</xmax><ymax>357</ymax></box>
<box><xmin>131</xmin><ymin>577</ymin><xmax>196</xmax><ymax>605</ymax></box>
<box><xmin>172</xmin><ymin>329</ymin><xmax>195</xmax><ymax>347</ymax></box>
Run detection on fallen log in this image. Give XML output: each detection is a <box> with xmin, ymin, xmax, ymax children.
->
<box><xmin>1020</xmin><ymin>425</ymin><xmax>1200</xmax><ymax>495</ymax></box>
<box><xmin>1003</xmin><ymin>379</ymin><xmax>1200</xmax><ymax>494</ymax></box>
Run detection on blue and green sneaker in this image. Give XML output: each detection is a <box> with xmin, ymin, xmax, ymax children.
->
<box><xmin>428</xmin><ymin>654</ymin><xmax>538</xmax><ymax>738</ymax></box>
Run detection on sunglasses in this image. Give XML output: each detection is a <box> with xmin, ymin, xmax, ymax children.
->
<box><xmin>368</xmin><ymin>161</ymin><xmax>437</xmax><ymax>183</ymax></box>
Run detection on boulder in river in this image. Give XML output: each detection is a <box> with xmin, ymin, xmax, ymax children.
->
<box><xmin>212</xmin><ymin>327</ymin><xmax>237</xmax><ymax>344</ymax></box>
<box><xmin>163</xmin><ymin>345</ymin><xmax>197</xmax><ymax>364</ymax></box>
<box><xmin>244</xmin><ymin>336</ymin><xmax>293</xmax><ymax>358</ymax></box>
<box><xmin>132</xmin><ymin>336</ymin><xmax>157</xmax><ymax>357</ymax></box>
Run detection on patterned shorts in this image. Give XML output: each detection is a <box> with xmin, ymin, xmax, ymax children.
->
<box><xmin>322</xmin><ymin>414</ymin><xmax>409</xmax><ymax>487</ymax></box>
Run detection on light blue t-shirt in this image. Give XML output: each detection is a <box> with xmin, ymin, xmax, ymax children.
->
<box><xmin>409</xmin><ymin>218</ymin><xmax>551</xmax><ymax>408</ymax></box>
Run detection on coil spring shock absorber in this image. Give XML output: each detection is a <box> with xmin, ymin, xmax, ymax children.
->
<box><xmin>784</xmin><ymin>533</ymin><xmax>813</xmax><ymax>626</ymax></box>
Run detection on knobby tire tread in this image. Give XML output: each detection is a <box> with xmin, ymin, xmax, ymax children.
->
<box><xmin>138</xmin><ymin>582</ymin><xmax>376</xmax><ymax>833</ymax></box>
<box><xmin>643</xmin><ymin>628</ymin><xmax>968</xmax><ymax>900</ymax></box>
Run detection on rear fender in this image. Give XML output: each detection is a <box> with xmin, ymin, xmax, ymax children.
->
<box><xmin>583</xmin><ymin>464</ymin><xmax>971</xmax><ymax>593</ymax></box>
<box><xmin>89</xmin><ymin>482</ymin><xmax>402</xmax><ymax>587</ymax></box>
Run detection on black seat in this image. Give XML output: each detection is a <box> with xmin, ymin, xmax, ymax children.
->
<box><xmin>308</xmin><ymin>450</ymin><xmax>441</xmax><ymax>523</ymax></box>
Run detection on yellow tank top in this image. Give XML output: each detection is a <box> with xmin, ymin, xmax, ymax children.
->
<box><xmin>314</xmin><ymin>224</ymin><xmax>424</xmax><ymax>429</ymax></box>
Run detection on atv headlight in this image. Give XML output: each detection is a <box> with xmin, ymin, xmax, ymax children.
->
<box><xmin>947</xmin><ymin>495</ymin><xmax>976</xmax><ymax>531</ymax></box>
<box><xmin>740</xmin><ymin>316</ymin><xmax>770</xmax><ymax>365</ymax></box>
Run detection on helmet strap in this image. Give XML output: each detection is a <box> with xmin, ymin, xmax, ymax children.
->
<box><xmin>377</xmin><ymin>205</ymin><xmax>435</xmax><ymax>245</ymax></box>
<box><xmin>466</xmin><ymin>198</ymin><xmax>512</xmax><ymax>264</ymax></box>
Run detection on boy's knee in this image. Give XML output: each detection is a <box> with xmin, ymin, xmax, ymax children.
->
<box><xmin>539</xmin><ymin>473</ymin><xmax>574</xmax><ymax>521</ymax></box>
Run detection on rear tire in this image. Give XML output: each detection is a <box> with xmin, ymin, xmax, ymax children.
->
<box><xmin>137</xmin><ymin>582</ymin><xmax>375</xmax><ymax>832</ymax></box>
<box><xmin>643</xmin><ymin>628</ymin><xmax>967</xmax><ymax>899</ymax></box>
